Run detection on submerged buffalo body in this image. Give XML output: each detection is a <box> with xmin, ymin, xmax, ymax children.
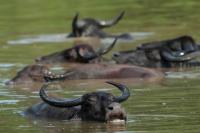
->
<box><xmin>113</xmin><ymin>36</ymin><xmax>200</xmax><ymax>68</ymax></box>
<box><xmin>44</xmin><ymin>64</ymin><xmax>163</xmax><ymax>82</ymax></box>
<box><xmin>67</xmin><ymin>11</ymin><xmax>132</xmax><ymax>40</ymax></box>
<box><xmin>24</xmin><ymin>81</ymin><xmax>130</xmax><ymax>122</ymax></box>
<box><xmin>35</xmin><ymin>38</ymin><xmax>117</xmax><ymax>64</ymax></box>
<box><xmin>6</xmin><ymin>64</ymin><xmax>163</xmax><ymax>85</ymax></box>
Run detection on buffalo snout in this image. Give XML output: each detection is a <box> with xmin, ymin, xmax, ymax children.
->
<box><xmin>106</xmin><ymin>102</ymin><xmax>126</xmax><ymax>122</ymax></box>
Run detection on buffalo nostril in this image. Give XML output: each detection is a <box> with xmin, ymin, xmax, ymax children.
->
<box><xmin>113</xmin><ymin>52</ymin><xmax>120</xmax><ymax>57</ymax></box>
<box><xmin>108</xmin><ymin>106</ymin><xmax>114</xmax><ymax>110</ymax></box>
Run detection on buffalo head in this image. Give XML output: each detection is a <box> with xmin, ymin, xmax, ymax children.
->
<box><xmin>28</xmin><ymin>81</ymin><xmax>130</xmax><ymax>122</ymax></box>
<box><xmin>6</xmin><ymin>64</ymin><xmax>49</xmax><ymax>85</ymax></box>
<box><xmin>36</xmin><ymin>38</ymin><xmax>117</xmax><ymax>64</ymax></box>
<box><xmin>113</xmin><ymin>35</ymin><xmax>200</xmax><ymax>68</ymax></box>
<box><xmin>67</xmin><ymin>11</ymin><xmax>131</xmax><ymax>39</ymax></box>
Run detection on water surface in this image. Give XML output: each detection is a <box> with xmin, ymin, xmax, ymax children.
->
<box><xmin>0</xmin><ymin>0</ymin><xmax>200</xmax><ymax>133</ymax></box>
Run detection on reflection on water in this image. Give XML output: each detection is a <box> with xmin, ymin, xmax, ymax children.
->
<box><xmin>0</xmin><ymin>63</ymin><xmax>15</xmax><ymax>68</ymax></box>
<box><xmin>0</xmin><ymin>100</ymin><xmax>20</xmax><ymax>104</ymax></box>
<box><xmin>7</xmin><ymin>32</ymin><xmax>153</xmax><ymax>45</ymax></box>
<box><xmin>8</xmin><ymin>33</ymin><xmax>73</xmax><ymax>45</ymax></box>
<box><xmin>166</xmin><ymin>70</ymin><xmax>200</xmax><ymax>79</ymax></box>
<box><xmin>0</xmin><ymin>63</ymin><xmax>25</xmax><ymax>70</ymax></box>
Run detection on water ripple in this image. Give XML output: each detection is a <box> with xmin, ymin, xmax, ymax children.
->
<box><xmin>166</xmin><ymin>71</ymin><xmax>200</xmax><ymax>79</ymax></box>
<box><xmin>7</xmin><ymin>32</ymin><xmax>153</xmax><ymax>45</ymax></box>
<box><xmin>0</xmin><ymin>100</ymin><xmax>20</xmax><ymax>104</ymax></box>
<box><xmin>0</xmin><ymin>63</ymin><xmax>25</xmax><ymax>68</ymax></box>
<box><xmin>129</xmin><ymin>114</ymin><xmax>185</xmax><ymax>118</ymax></box>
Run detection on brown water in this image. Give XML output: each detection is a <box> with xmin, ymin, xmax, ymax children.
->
<box><xmin>1</xmin><ymin>65</ymin><xmax>200</xmax><ymax>133</ymax></box>
<box><xmin>0</xmin><ymin>0</ymin><xmax>200</xmax><ymax>133</ymax></box>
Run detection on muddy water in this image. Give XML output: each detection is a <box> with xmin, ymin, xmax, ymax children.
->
<box><xmin>0</xmin><ymin>0</ymin><xmax>200</xmax><ymax>133</ymax></box>
<box><xmin>1</xmin><ymin>65</ymin><xmax>200</xmax><ymax>133</ymax></box>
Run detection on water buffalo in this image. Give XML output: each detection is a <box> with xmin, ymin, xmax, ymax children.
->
<box><xmin>6</xmin><ymin>64</ymin><xmax>163</xmax><ymax>85</ymax></box>
<box><xmin>113</xmin><ymin>35</ymin><xmax>200</xmax><ymax>68</ymax></box>
<box><xmin>43</xmin><ymin>64</ymin><xmax>164</xmax><ymax>82</ymax></box>
<box><xmin>35</xmin><ymin>38</ymin><xmax>117</xmax><ymax>64</ymax></box>
<box><xmin>67</xmin><ymin>11</ymin><xmax>132</xmax><ymax>40</ymax></box>
<box><xmin>24</xmin><ymin>81</ymin><xmax>130</xmax><ymax>122</ymax></box>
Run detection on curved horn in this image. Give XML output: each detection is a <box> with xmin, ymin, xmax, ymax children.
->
<box><xmin>106</xmin><ymin>81</ymin><xmax>130</xmax><ymax>103</ymax></box>
<box><xmin>71</xmin><ymin>13</ymin><xmax>79</xmax><ymax>37</ymax></box>
<box><xmin>43</xmin><ymin>70</ymin><xmax>74</xmax><ymax>82</ymax></box>
<box><xmin>99</xmin><ymin>11</ymin><xmax>125</xmax><ymax>28</ymax></box>
<box><xmin>40</xmin><ymin>83</ymin><xmax>82</xmax><ymax>108</ymax></box>
<box><xmin>97</xmin><ymin>37</ymin><xmax>118</xmax><ymax>55</ymax></box>
<box><xmin>161</xmin><ymin>50</ymin><xmax>200</xmax><ymax>62</ymax></box>
<box><xmin>81</xmin><ymin>37</ymin><xmax>118</xmax><ymax>60</ymax></box>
